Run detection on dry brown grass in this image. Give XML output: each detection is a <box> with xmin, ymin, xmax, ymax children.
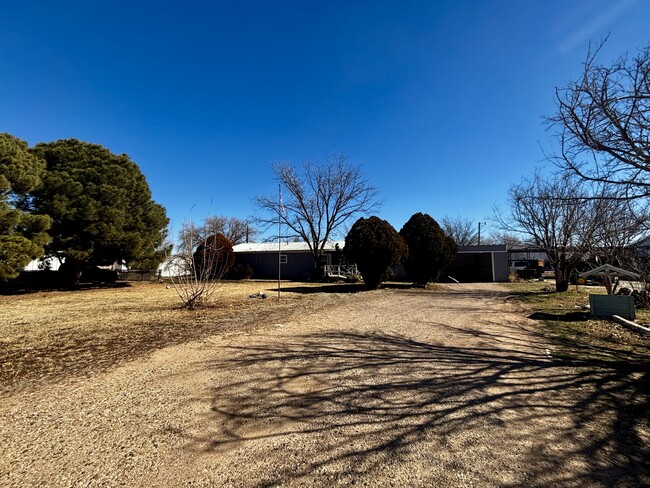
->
<box><xmin>0</xmin><ymin>280</ymin><xmax>338</xmax><ymax>393</ymax></box>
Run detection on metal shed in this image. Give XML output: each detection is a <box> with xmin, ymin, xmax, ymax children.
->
<box><xmin>446</xmin><ymin>245</ymin><xmax>509</xmax><ymax>282</ymax></box>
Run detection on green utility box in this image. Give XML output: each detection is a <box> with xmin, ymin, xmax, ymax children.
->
<box><xmin>589</xmin><ymin>294</ymin><xmax>636</xmax><ymax>320</ymax></box>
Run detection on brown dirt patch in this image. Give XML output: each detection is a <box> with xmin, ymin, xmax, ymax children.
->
<box><xmin>0</xmin><ymin>281</ymin><xmax>334</xmax><ymax>393</ymax></box>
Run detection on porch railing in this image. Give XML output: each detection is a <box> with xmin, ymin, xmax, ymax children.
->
<box><xmin>323</xmin><ymin>264</ymin><xmax>358</xmax><ymax>278</ymax></box>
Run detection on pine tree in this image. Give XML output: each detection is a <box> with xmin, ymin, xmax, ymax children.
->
<box><xmin>0</xmin><ymin>133</ymin><xmax>51</xmax><ymax>280</ymax></box>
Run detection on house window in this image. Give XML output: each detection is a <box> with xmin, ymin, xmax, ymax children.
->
<box><xmin>280</xmin><ymin>254</ymin><xmax>288</xmax><ymax>264</ymax></box>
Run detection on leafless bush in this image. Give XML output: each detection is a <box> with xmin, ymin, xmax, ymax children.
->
<box><xmin>507</xmin><ymin>272</ymin><xmax>522</xmax><ymax>283</ymax></box>
<box><xmin>162</xmin><ymin>224</ymin><xmax>232</xmax><ymax>309</ymax></box>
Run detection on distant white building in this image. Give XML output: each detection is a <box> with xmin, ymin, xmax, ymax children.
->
<box><xmin>23</xmin><ymin>257</ymin><xmax>127</xmax><ymax>272</ymax></box>
<box><xmin>157</xmin><ymin>256</ymin><xmax>190</xmax><ymax>278</ymax></box>
<box><xmin>23</xmin><ymin>257</ymin><xmax>62</xmax><ymax>271</ymax></box>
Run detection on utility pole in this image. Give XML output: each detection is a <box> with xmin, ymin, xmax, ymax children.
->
<box><xmin>478</xmin><ymin>222</ymin><xmax>486</xmax><ymax>246</ymax></box>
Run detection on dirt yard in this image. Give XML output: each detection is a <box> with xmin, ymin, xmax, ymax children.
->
<box><xmin>1</xmin><ymin>282</ymin><xmax>649</xmax><ymax>487</ymax></box>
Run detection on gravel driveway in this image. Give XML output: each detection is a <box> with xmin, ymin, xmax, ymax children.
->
<box><xmin>1</xmin><ymin>283</ymin><xmax>648</xmax><ymax>487</ymax></box>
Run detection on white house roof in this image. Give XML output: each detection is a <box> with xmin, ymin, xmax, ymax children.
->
<box><xmin>233</xmin><ymin>241</ymin><xmax>344</xmax><ymax>253</ymax></box>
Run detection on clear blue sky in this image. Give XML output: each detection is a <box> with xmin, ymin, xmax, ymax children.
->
<box><xmin>1</xmin><ymin>1</ymin><xmax>649</xmax><ymax>239</ymax></box>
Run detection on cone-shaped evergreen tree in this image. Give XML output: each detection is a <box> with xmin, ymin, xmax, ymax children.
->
<box><xmin>344</xmin><ymin>216</ymin><xmax>407</xmax><ymax>289</ymax></box>
<box><xmin>400</xmin><ymin>212</ymin><xmax>457</xmax><ymax>286</ymax></box>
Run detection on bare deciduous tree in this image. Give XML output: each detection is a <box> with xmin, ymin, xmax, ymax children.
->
<box><xmin>549</xmin><ymin>41</ymin><xmax>650</xmax><ymax>201</ymax></box>
<box><xmin>587</xmin><ymin>189</ymin><xmax>649</xmax><ymax>268</ymax></box>
<box><xmin>255</xmin><ymin>153</ymin><xmax>381</xmax><ymax>269</ymax></box>
<box><xmin>583</xmin><ymin>190</ymin><xmax>649</xmax><ymax>297</ymax></box>
<box><xmin>179</xmin><ymin>215</ymin><xmax>256</xmax><ymax>252</ymax></box>
<box><xmin>481</xmin><ymin>230</ymin><xmax>529</xmax><ymax>248</ymax></box>
<box><xmin>495</xmin><ymin>173</ymin><xmax>597</xmax><ymax>292</ymax></box>
<box><xmin>440</xmin><ymin>215</ymin><xmax>478</xmax><ymax>246</ymax></box>
<box><xmin>497</xmin><ymin>169</ymin><xmax>649</xmax><ymax>292</ymax></box>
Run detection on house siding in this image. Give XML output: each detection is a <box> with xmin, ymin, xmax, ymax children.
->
<box><xmin>236</xmin><ymin>251</ymin><xmax>317</xmax><ymax>280</ymax></box>
<box><xmin>232</xmin><ymin>241</ymin><xmax>345</xmax><ymax>281</ymax></box>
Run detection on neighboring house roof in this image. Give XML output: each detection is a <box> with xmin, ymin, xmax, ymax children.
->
<box><xmin>457</xmin><ymin>245</ymin><xmax>507</xmax><ymax>253</ymax></box>
<box><xmin>508</xmin><ymin>247</ymin><xmax>548</xmax><ymax>253</ymax></box>
<box><xmin>233</xmin><ymin>241</ymin><xmax>344</xmax><ymax>253</ymax></box>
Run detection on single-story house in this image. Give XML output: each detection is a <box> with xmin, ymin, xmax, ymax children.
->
<box><xmin>233</xmin><ymin>241</ymin><xmax>345</xmax><ymax>280</ymax></box>
<box><xmin>234</xmin><ymin>241</ymin><xmax>509</xmax><ymax>283</ymax></box>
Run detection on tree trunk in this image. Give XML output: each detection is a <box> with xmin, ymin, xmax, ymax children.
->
<box><xmin>311</xmin><ymin>249</ymin><xmax>324</xmax><ymax>281</ymax></box>
<box><xmin>556</xmin><ymin>279</ymin><xmax>569</xmax><ymax>292</ymax></box>
<box><xmin>555</xmin><ymin>266</ymin><xmax>570</xmax><ymax>292</ymax></box>
<box><xmin>58</xmin><ymin>258</ymin><xmax>84</xmax><ymax>288</ymax></box>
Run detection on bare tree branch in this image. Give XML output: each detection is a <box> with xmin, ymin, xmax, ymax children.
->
<box><xmin>586</xmin><ymin>186</ymin><xmax>650</xmax><ymax>267</ymax></box>
<box><xmin>178</xmin><ymin>216</ymin><xmax>257</xmax><ymax>252</ymax></box>
<box><xmin>481</xmin><ymin>230</ymin><xmax>529</xmax><ymax>248</ymax></box>
<box><xmin>495</xmin><ymin>171</ymin><xmax>648</xmax><ymax>291</ymax></box>
<box><xmin>254</xmin><ymin>153</ymin><xmax>381</xmax><ymax>268</ymax></box>
<box><xmin>162</xmin><ymin>222</ymin><xmax>233</xmax><ymax>309</ymax></box>
<box><xmin>494</xmin><ymin>173</ymin><xmax>598</xmax><ymax>291</ymax></box>
<box><xmin>440</xmin><ymin>215</ymin><xmax>478</xmax><ymax>246</ymax></box>
<box><xmin>548</xmin><ymin>41</ymin><xmax>650</xmax><ymax>199</ymax></box>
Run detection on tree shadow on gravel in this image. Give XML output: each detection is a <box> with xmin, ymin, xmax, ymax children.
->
<box><xmin>269</xmin><ymin>283</ymin><xmax>367</xmax><ymax>294</ymax></box>
<box><xmin>270</xmin><ymin>282</ymin><xmax>414</xmax><ymax>295</ymax></box>
<box><xmin>528</xmin><ymin>311</ymin><xmax>591</xmax><ymax>322</ymax></box>
<box><xmin>189</xmin><ymin>331</ymin><xmax>650</xmax><ymax>487</ymax></box>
